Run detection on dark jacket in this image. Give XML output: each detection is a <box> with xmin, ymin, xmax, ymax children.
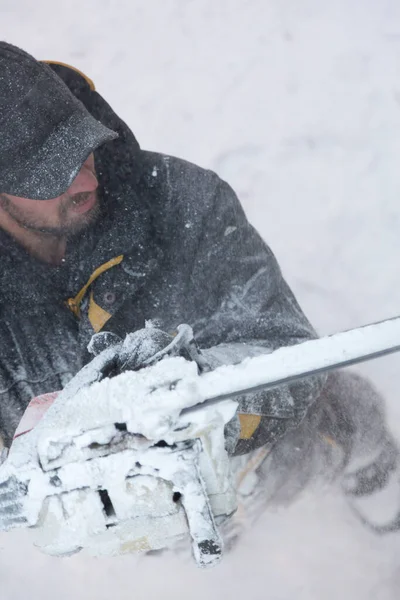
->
<box><xmin>0</xmin><ymin>64</ymin><xmax>324</xmax><ymax>452</ymax></box>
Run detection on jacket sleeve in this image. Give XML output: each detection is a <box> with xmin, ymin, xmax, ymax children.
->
<box><xmin>188</xmin><ymin>175</ymin><xmax>326</xmax><ymax>456</ymax></box>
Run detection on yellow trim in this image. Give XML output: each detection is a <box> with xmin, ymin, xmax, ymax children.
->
<box><xmin>238</xmin><ymin>414</ymin><xmax>262</xmax><ymax>440</ymax></box>
<box><xmin>66</xmin><ymin>255</ymin><xmax>124</xmax><ymax>318</ymax></box>
<box><xmin>88</xmin><ymin>291</ymin><xmax>112</xmax><ymax>333</ymax></box>
<box><xmin>321</xmin><ymin>434</ymin><xmax>338</xmax><ymax>448</ymax></box>
<box><xmin>42</xmin><ymin>60</ymin><xmax>96</xmax><ymax>91</ymax></box>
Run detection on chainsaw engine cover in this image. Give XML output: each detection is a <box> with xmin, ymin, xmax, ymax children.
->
<box><xmin>6</xmin><ymin>357</ymin><xmax>238</xmax><ymax>560</ymax></box>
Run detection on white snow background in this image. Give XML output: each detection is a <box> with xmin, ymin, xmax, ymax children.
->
<box><xmin>1</xmin><ymin>0</ymin><xmax>400</xmax><ymax>598</ymax></box>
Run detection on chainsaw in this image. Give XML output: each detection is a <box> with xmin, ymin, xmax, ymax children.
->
<box><xmin>1</xmin><ymin>318</ymin><xmax>400</xmax><ymax>568</ymax></box>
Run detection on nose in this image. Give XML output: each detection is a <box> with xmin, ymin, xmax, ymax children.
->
<box><xmin>67</xmin><ymin>156</ymin><xmax>98</xmax><ymax>196</ymax></box>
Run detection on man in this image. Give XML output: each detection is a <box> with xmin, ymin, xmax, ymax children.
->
<box><xmin>0</xmin><ymin>41</ymin><xmax>398</xmax><ymax>540</ymax></box>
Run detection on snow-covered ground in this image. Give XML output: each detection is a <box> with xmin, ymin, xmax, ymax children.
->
<box><xmin>2</xmin><ymin>0</ymin><xmax>400</xmax><ymax>597</ymax></box>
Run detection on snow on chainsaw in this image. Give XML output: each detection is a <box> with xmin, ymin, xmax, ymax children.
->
<box><xmin>1</xmin><ymin>318</ymin><xmax>400</xmax><ymax>568</ymax></box>
<box><xmin>0</xmin><ymin>325</ymin><xmax>238</xmax><ymax>568</ymax></box>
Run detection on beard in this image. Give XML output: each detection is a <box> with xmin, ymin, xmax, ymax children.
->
<box><xmin>0</xmin><ymin>191</ymin><xmax>102</xmax><ymax>238</ymax></box>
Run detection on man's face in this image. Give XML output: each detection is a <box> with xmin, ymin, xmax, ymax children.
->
<box><xmin>0</xmin><ymin>154</ymin><xmax>100</xmax><ymax>237</ymax></box>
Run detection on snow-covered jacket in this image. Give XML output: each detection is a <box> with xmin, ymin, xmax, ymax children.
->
<box><xmin>0</xmin><ymin>63</ymin><xmax>325</xmax><ymax>452</ymax></box>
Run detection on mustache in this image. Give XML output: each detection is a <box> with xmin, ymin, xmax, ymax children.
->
<box><xmin>65</xmin><ymin>191</ymin><xmax>94</xmax><ymax>207</ymax></box>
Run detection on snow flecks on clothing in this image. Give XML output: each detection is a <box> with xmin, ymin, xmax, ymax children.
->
<box><xmin>224</xmin><ymin>226</ymin><xmax>237</xmax><ymax>237</ymax></box>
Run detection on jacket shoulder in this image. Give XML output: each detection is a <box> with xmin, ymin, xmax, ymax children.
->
<box><xmin>140</xmin><ymin>151</ymin><xmax>223</xmax><ymax>204</ymax></box>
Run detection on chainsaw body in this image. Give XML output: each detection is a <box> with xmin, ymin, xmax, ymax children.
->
<box><xmin>5</xmin><ymin>357</ymin><xmax>238</xmax><ymax>567</ymax></box>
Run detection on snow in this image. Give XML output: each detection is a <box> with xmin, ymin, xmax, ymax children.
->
<box><xmin>1</xmin><ymin>0</ymin><xmax>400</xmax><ymax>598</ymax></box>
<box><xmin>3</xmin><ymin>356</ymin><xmax>237</xmax><ymax>564</ymax></box>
